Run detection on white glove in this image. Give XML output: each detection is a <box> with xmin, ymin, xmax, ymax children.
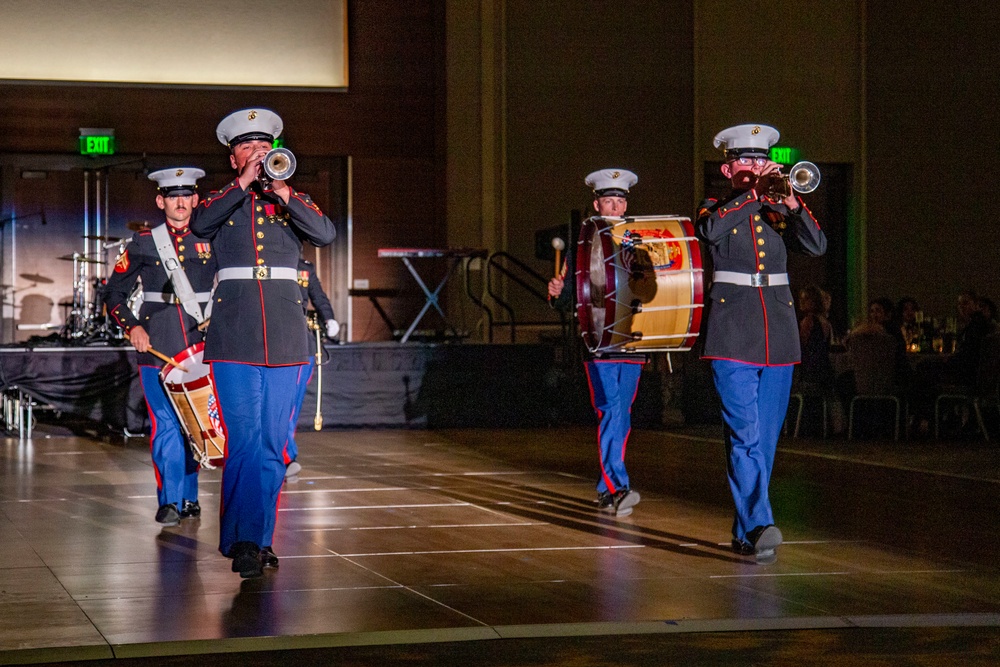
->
<box><xmin>325</xmin><ymin>319</ymin><xmax>341</xmax><ymax>339</ymax></box>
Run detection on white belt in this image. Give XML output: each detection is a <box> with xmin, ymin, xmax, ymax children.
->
<box><xmin>713</xmin><ymin>271</ymin><xmax>789</xmax><ymax>287</ymax></box>
<box><xmin>216</xmin><ymin>266</ymin><xmax>299</xmax><ymax>281</ymax></box>
<box><xmin>142</xmin><ymin>292</ymin><xmax>213</xmax><ymax>304</ymax></box>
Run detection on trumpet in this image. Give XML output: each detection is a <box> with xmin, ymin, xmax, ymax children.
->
<box><xmin>259</xmin><ymin>147</ymin><xmax>296</xmax><ymax>186</ymax></box>
<box><xmin>765</xmin><ymin>161</ymin><xmax>821</xmax><ymax>198</ymax></box>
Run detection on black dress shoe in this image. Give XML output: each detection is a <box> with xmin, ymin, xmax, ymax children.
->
<box><xmin>746</xmin><ymin>524</ymin><xmax>783</xmax><ymax>565</ymax></box>
<box><xmin>731</xmin><ymin>539</ymin><xmax>754</xmax><ymax>556</ymax></box>
<box><xmin>613</xmin><ymin>489</ymin><xmax>640</xmax><ymax>517</ymax></box>
<box><xmin>155</xmin><ymin>503</ymin><xmax>180</xmax><ymax>526</ymax></box>
<box><xmin>260</xmin><ymin>546</ymin><xmax>279</xmax><ymax>569</ymax></box>
<box><xmin>229</xmin><ymin>541</ymin><xmax>263</xmax><ymax>578</ymax></box>
<box><xmin>179</xmin><ymin>500</ymin><xmax>201</xmax><ymax>519</ymax></box>
<box><xmin>597</xmin><ymin>491</ymin><xmax>615</xmax><ymax>513</ymax></box>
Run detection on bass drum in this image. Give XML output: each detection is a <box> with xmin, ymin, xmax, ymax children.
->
<box><xmin>575</xmin><ymin>215</ymin><xmax>704</xmax><ymax>355</ymax></box>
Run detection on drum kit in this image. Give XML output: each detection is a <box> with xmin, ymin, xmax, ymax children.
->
<box><xmin>48</xmin><ymin>222</ymin><xmax>150</xmax><ymax>341</ymax></box>
<box><xmin>574</xmin><ymin>215</ymin><xmax>704</xmax><ymax>358</ymax></box>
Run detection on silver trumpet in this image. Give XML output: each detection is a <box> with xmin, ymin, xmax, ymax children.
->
<box><xmin>260</xmin><ymin>147</ymin><xmax>296</xmax><ymax>185</ymax></box>
<box><xmin>768</xmin><ymin>160</ymin><xmax>821</xmax><ymax>198</ymax></box>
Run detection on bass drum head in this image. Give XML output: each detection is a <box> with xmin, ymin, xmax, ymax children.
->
<box><xmin>575</xmin><ymin>216</ymin><xmax>618</xmax><ymax>353</ymax></box>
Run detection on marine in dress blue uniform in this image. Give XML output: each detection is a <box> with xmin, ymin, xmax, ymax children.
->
<box><xmin>696</xmin><ymin>124</ymin><xmax>827</xmax><ymax>564</ymax></box>
<box><xmin>548</xmin><ymin>169</ymin><xmax>644</xmax><ymax>518</ymax></box>
<box><xmin>104</xmin><ymin>167</ymin><xmax>216</xmax><ymax>526</ymax></box>
<box><xmin>191</xmin><ymin>108</ymin><xmax>336</xmax><ymax>578</ymax></box>
<box><xmin>283</xmin><ymin>258</ymin><xmax>338</xmax><ymax>478</ymax></box>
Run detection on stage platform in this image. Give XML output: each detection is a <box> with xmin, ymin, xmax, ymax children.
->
<box><xmin>0</xmin><ymin>425</ymin><xmax>997</xmax><ymax>665</ymax></box>
<box><xmin>1</xmin><ymin>342</ymin><xmax>618</xmax><ymax>434</ymax></box>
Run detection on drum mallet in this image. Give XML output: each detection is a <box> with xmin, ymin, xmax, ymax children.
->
<box><xmin>552</xmin><ymin>237</ymin><xmax>566</xmax><ymax>277</ymax></box>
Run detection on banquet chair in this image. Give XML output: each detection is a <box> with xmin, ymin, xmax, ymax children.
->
<box><xmin>847</xmin><ymin>330</ymin><xmax>902</xmax><ymax>440</ymax></box>
<box><xmin>934</xmin><ymin>332</ymin><xmax>1000</xmax><ymax>441</ymax></box>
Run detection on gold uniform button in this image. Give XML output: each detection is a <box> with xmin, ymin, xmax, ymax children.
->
<box><xmin>758</xmin><ymin>263</ymin><xmax>765</xmax><ymax>270</ymax></box>
<box><xmin>178</xmin><ymin>245</ymin><xmax>185</xmax><ymax>252</ymax></box>
<box><xmin>257</xmin><ymin>217</ymin><xmax>264</xmax><ymax>224</ymax></box>
<box><xmin>757</xmin><ymin>238</ymin><xmax>765</xmax><ymax>246</ymax></box>
<box><xmin>256</xmin><ymin>244</ymin><xmax>264</xmax><ymax>251</ymax></box>
<box><xmin>256</xmin><ymin>231</ymin><xmax>264</xmax><ymax>239</ymax></box>
<box><xmin>256</xmin><ymin>206</ymin><xmax>262</xmax><ymax>212</ymax></box>
<box><xmin>759</xmin><ymin>251</ymin><xmax>765</xmax><ymax>257</ymax></box>
<box><xmin>228</xmin><ymin>220</ymin><xmax>234</xmax><ymax>226</ymax></box>
<box><xmin>754</xmin><ymin>215</ymin><xmax>761</xmax><ymax>221</ymax></box>
<box><xmin>256</xmin><ymin>258</ymin><xmax>265</xmax><ymax>265</ymax></box>
<box><xmin>732</xmin><ymin>228</ymin><xmax>738</xmax><ymax>234</ymax></box>
<box><xmin>789</xmin><ymin>301</ymin><xmax>794</xmax><ymax>306</ymax></box>
<box><xmin>720</xmin><ymin>298</ymin><xmax>726</xmax><ymax>303</ymax></box>
<box><xmin>178</xmin><ymin>255</ymin><xmax>185</xmax><ymax>262</ymax></box>
<box><xmin>756</xmin><ymin>225</ymin><xmax>763</xmax><ymax>232</ymax></box>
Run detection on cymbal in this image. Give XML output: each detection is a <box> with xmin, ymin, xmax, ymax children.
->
<box><xmin>57</xmin><ymin>254</ymin><xmax>106</xmax><ymax>264</ymax></box>
<box><xmin>20</xmin><ymin>273</ymin><xmax>53</xmax><ymax>284</ymax></box>
<box><xmin>126</xmin><ymin>220</ymin><xmax>150</xmax><ymax>231</ymax></box>
<box><xmin>82</xmin><ymin>234</ymin><xmax>122</xmax><ymax>242</ymax></box>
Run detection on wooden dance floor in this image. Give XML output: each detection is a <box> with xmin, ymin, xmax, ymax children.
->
<box><xmin>1</xmin><ymin>425</ymin><xmax>998</xmax><ymax>665</ymax></box>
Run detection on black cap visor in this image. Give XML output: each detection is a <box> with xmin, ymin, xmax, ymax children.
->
<box><xmin>160</xmin><ymin>185</ymin><xmax>197</xmax><ymax>196</ymax></box>
<box><xmin>229</xmin><ymin>132</ymin><xmax>275</xmax><ymax>149</ymax></box>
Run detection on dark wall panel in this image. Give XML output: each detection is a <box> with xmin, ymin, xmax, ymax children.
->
<box><xmin>0</xmin><ymin>0</ymin><xmax>446</xmax><ymax>342</ymax></box>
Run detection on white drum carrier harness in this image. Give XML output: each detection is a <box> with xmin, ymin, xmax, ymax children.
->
<box><xmin>149</xmin><ymin>225</ymin><xmax>214</xmax><ymax>323</ymax></box>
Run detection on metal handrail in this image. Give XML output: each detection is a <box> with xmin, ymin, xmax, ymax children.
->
<box><xmin>485</xmin><ymin>251</ymin><xmax>565</xmax><ymax>343</ymax></box>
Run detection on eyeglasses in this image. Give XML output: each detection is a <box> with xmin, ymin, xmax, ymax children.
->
<box><xmin>731</xmin><ymin>156</ymin><xmax>769</xmax><ymax>167</ymax></box>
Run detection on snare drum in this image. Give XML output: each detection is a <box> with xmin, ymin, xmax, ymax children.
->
<box><xmin>160</xmin><ymin>342</ymin><xmax>226</xmax><ymax>468</ymax></box>
<box><xmin>576</xmin><ymin>215</ymin><xmax>704</xmax><ymax>355</ymax></box>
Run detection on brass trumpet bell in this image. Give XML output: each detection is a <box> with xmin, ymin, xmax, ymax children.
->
<box><xmin>262</xmin><ymin>147</ymin><xmax>296</xmax><ymax>182</ymax></box>
<box><xmin>787</xmin><ymin>160</ymin><xmax>821</xmax><ymax>194</ymax></box>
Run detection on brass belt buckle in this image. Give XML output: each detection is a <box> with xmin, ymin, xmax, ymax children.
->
<box><xmin>253</xmin><ymin>266</ymin><xmax>270</xmax><ymax>280</ymax></box>
<box><xmin>750</xmin><ymin>273</ymin><xmax>768</xmax><ymax>287</ymax></box>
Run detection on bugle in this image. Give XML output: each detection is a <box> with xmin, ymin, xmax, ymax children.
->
<box><xmin>260</xmin><ymin>147</ymin><xmax>296</xmax><ymax>185</ymax></box>
<box><xmin>766</xmin><ymin>161</ymin><xmax>821</xmax><ymax>198</ymax></box>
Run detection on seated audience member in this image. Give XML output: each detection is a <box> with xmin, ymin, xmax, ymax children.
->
<box><xmin>895</xmin><ymin>296</ymin><xmax>921</xmax><ymax>350</ymax></box>
<box><xmin>944</xmin><ymin>290</ymin><xmax>992</xmax><ymax>386</ymax></box>
<box><xmin>978</xmin><ymin>296</ymin><xmax>999</xmax><ymax>335</ymax></box>
<box><xmin>796</xmin><ymin>285</ymin><xmax>835</xmax><ymax>389</ymax></box>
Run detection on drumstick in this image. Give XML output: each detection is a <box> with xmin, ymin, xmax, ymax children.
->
<box><xmin>148</xmin><ymin>347</ymin><xmax>189</xmax><ymax>372</ymax></box>
<box><xmin>552</xmin><ymin>237</ymin><xmax>566</xmax><ymax>278</ymax></box>
<box><xmin>125</xmin><ymin>332</ymin><xmax>188</xmax><ymax>372</ymax></box>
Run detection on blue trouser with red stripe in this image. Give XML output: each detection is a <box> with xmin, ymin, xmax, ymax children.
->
<box><xmin>711</xmin><ymin>360</ymin><xmax>794</xmax><ymax>543</ymax></box>
<box><xmin>585</xmin><ymin>360</ymin><xmax>643</xmax><ymax>495</ymax></box>
<box><xmin>284</xmin><ymin>357</ymin><xmax>315</xmax><ymax>464</ymax></box>
<box><xmin>212</xmin><ymin>361</ymin><xmax>301</xmax><ymax>555</ymax></box>
<box><xmin>139</xmin><ymin>366</ymin><xmax>199</xmax><ymax>509</ymax></box>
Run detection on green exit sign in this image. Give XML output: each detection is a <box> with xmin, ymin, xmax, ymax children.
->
<box><xmin>79</xmin><ymin>128</ymin><xmax>116</xmax><ymax>156</ymax></box>
<box><xmin>769</xmin><ymin>146</ymin><xmax>800</xmax><ymax>165</ymax></box>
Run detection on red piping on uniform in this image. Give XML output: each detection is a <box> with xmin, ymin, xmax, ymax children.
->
<box><xmin>175</xmin><ymin>305</ymin><xmax>190</xmax><ymax>348</ymax></box>
<box><xmin>800</xmin><ymin>199</ymin><xmax>821</xmax><ymax>228</ymax></box>
<box><xmin>138</xmin><ymin>371</ymin><xmax>164</xmax><ymax>491</ymax></box>
<box><xmin>207</xmin><ymin>363</ymin><xmax>229</xmax><ymax>519</ymax></box>
<box><xmin>290</xmin><ymin>190</ymin><xmax>323</xmax><ymax>215</ymax></box>
<box><xmin>758</xmin><ymin>287</ymin><xmax>770</xmax><ymax>364</ymax></box>
<box><xmin>259</xmin><ymin>282</ymin><xmax>268</xmax><ymax>364</ymax></box>
<box><xmin>201</xmin><ymin>183</ymin><xmax>240</xmax><ymax>208</ymax></box>
<box><xmin>621</xmin><ymin>375</ymin><xmax>641</xmax><ymax>463</ymax></box>
<box><xmin>584</xmin><ymin>363</ymin><xmax>618</xmax><ymax>494</ymax></box>
<box><xmin>703</xmin><ymin>355</ymin><xmax>798</xmax><ymax>367</ymax></box>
